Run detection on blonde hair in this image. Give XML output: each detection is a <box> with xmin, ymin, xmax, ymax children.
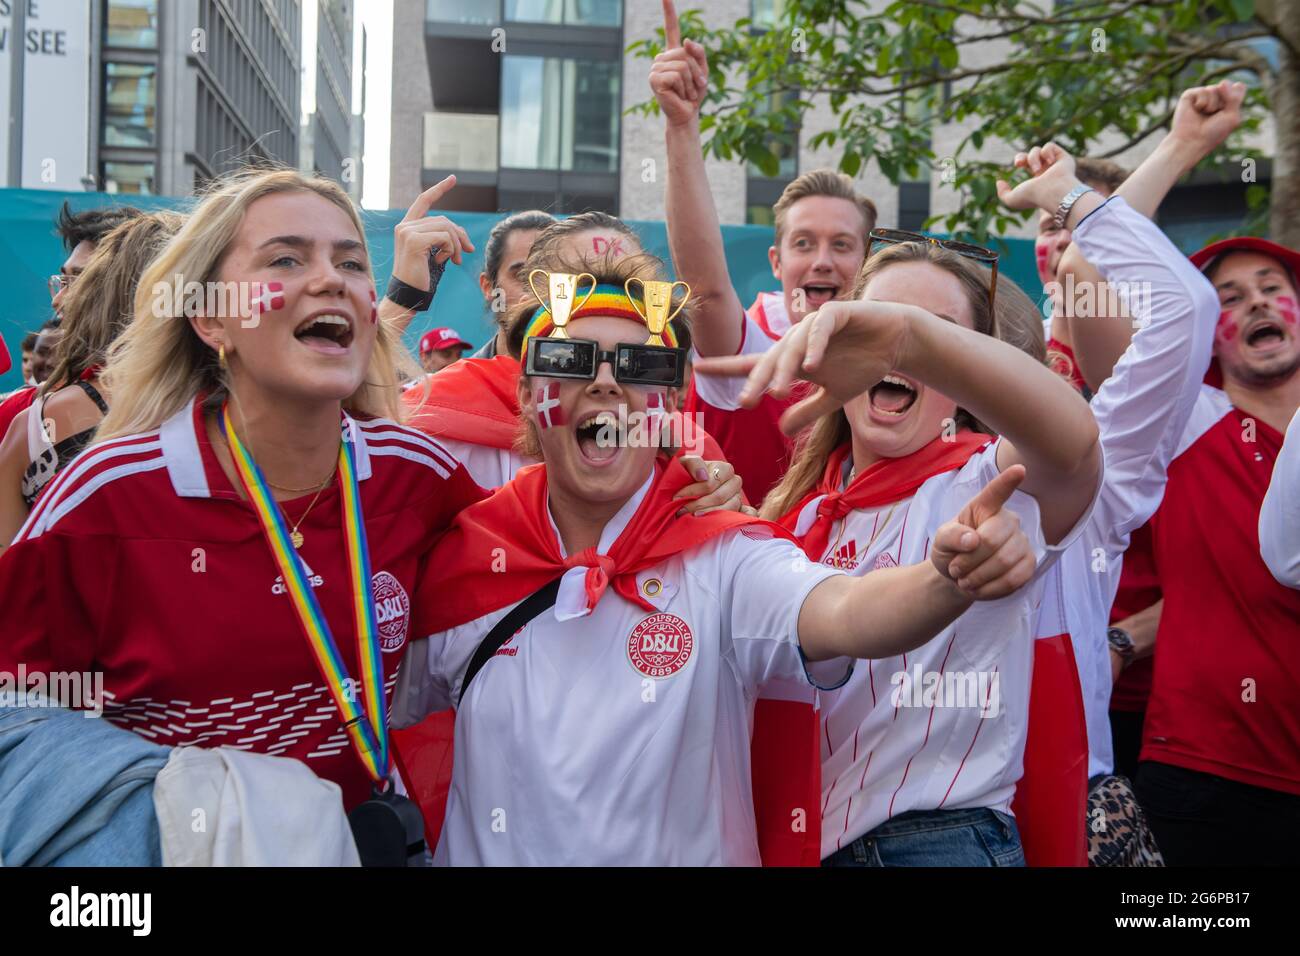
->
<box><xmin>761</xmin><ymin>241</ymin><xmax>1038</xmax><ymax>520</ymax></box>
<box><xmin>508</xmin><ymin>249</ymin><xmax>692</xmax><ymax>460</ymax></box>
<box><xmin>98</xmin><ymin>167</ymin><xmax>416</xmax><ymax>442</ymax></box>
<box><xmin>42</xmin><ymin>210</ymin><xmax>185</xmax><ymax>397</ymax></box>
<box><xmin>773</xmin><ymin>169</ymin><xmax>879</xmax><ymax>247</ymax></box>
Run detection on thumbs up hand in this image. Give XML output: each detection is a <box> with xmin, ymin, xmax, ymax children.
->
<box><xmin>930</xmin><ymin>464</ymin><xmax>1038</xmax><ymax>600</ymax></box>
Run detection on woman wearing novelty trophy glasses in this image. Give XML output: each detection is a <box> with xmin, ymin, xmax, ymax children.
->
<box><xmin>394</xmin><ymin>248</ymin><xmax>1041</xmax><ymax>866</ymax></box>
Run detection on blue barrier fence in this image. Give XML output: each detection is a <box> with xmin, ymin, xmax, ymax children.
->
<box><xmin>0</xmin><ymin>187</ymin><xmax>1043</xmax><ymax>391</ymax></box>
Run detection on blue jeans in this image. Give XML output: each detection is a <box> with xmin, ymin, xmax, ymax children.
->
<box><xmin>0</xmin><ymin>703</ymin><xmax>169</xmax><ymax>866</ymax></box>
<box><xmin>822</xmin><ymin>806</ymin><xmax>1026</xmax><ymax>867</ymax></box>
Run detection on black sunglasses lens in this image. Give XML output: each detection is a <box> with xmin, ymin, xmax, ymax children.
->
<box><xmin>617</xmin><ymin>346</ymin><xmax>682</xmax><ymax>385</ymax></box>
<box><xmin>531</xmin><ymin>338</ymin><xmax>596</xmax><ymax>377</ymax></box>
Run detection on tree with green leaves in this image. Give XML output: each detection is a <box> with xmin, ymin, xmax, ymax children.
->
<box><xmin>629</xmin><ymin>0</ymin><xmax>1298</xmax><ymax>246</ymax></box>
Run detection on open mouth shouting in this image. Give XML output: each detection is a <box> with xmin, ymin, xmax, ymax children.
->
<box><xmin>801</xmin><ymin>282</ymin><xmax>841</xmax><ymax>311</ymax></box>
<box><xmin>293</xmin><ymin>311</ymin><xmax>354</xmax><ymax>354</ymax></box>
<box><xmin>574</xmin><ymin>409</ymin><xmax>624</xmax><ymax>467</ymax></box>
<box><xmin>1241</xmin><ymin>315</ymin><xmax>1290</xmax><ymax>353</ymax></box>
<box><xmin>868</xmin><ymin>374</ymin><xmax>919</xmax><ymax>420</ymax></box>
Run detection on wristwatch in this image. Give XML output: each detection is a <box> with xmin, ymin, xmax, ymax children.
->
<box><xmin>1107</xmin><ymin>626</ymin><xmax>1136</xmax><ymax>665</ymax></box>
<box><xmin>384</xmin><ymin>253</ymin><xmax>448</xmax><ymax>314</ymax></box>
<box><xmin>1053</xmin><ymin>183</ymin><xmax>1096</xmax><ymax>230</ymax></box>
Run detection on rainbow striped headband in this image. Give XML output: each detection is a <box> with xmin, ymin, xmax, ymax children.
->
<box><xmin>519</xmin><ymin>274</ymin><xmax>688</xmax><ymax>359</ymax></box>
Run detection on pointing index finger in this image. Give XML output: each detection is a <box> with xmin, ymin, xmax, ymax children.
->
<box><xmin>402</xmin><ymin>175</ymin><xmax>456</xmax><ymax>223</ymax></box>
<box><xmin>663</xmin><ymin>0</ymin><xmax>683</xmax><ymax>49</ymax></box>
<box><xmin>969</xmin><ymin>463</ymin><xmax>1026</xmax><ymax>515</ymax></box>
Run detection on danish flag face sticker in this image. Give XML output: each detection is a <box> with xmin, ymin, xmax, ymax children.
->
<box><xmin>248</xmin><ymin>281</ymin><xmax>285</xmax><ymax>328</ymax></box>
<box><xmin>1277</xmin><ymin>295</ymin><xmax>1298</xmax><ymax>326</ymax></box>
<box><xmin>646</xmin><ymin>391</ymin><xmax>666</xmax><ymax>423</ymax></box>
<box><xmin>535</xmin><ymin>382</ymin><xmax>565</xmax><ymax>430</ymax></box>
<box><xmin>369</xmin><ymin>288</ymin><xmax>378</xmax><ymax>325</ymax></box>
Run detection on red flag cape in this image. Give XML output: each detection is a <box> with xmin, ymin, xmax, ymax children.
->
<box><xmin>396</xmin><ymin>453</ymin><xmax>822</xmax><ymax>864</ymax></box>
<box><xmin>403</xmin><ymin>355</ymin><xmax>523</xmax><ymax>450</ymax></box>
<box><xmin>779</xmin><ymin>433</ymin><xmax>993</xmax><ymax>560</ymax></box>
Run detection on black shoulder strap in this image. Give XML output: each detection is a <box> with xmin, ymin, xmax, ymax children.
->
<box><xmin>76</xmin><ymin>378</ymin><xmax>110</xmax><ymax>414</ymax></box>
<box><xmin>458</xmin><ymin>577</ymin><xmax>562</xmax><ymax>707</ymax></box>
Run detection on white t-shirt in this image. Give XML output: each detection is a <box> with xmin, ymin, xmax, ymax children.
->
<box><xmin>395</xmin><ymin>476</ymin><xmax>848</xmax><ymax>866</ymax></box>
<box><xmin>1032</xmin><ymin>196</ymin><xmax>1219</xmax><ymax>780</ymax></box>
<box><xmin>434</xmin><ymin>436</ymin><xmax>530</xmax><ymax>491</ymax></box>
<box><xmin>1260</xmin><ymin>407</ymin><xmax>1300</xmax><ymax>589</ymax></box>
<box><xmin>806</xmin><ymin>441</ymin><xmax>1090</xmax><ymax>857</ymax></box>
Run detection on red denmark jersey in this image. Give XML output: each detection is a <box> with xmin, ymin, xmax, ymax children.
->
<box><xmin>1144</xmin><ymin>388</ymin><xmax>1300</xmax><ymax>794</ymax></box>
<box><xmin>1108</xmin><ymin>522</ymin><xmax>1159</xmax><ymax>713</ymax></box>
<box><xmin>0</xmin><ymin>397</ymin><xmax>485</xmax><ymax>809</ymax></box>
<box><xmin>0</xmin><ymin>385</ymin><xmax>37</xmax><ymax>443</ymax></box>
<box><xmin>684</xmin><ymin>293</ymin><xmax>807</xmax><ymax>503</ymax></box>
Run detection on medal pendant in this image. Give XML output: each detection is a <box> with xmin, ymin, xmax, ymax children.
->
<box><xmin>291</xmin><ymin>530</ymin><xmax>304</xmax><ymax>549</ymax></box>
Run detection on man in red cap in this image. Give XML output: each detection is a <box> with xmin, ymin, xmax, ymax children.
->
<box><xmin>418</xmin><ymin>327</ymin><xmax>474</xmax><ymax>374</ymax></box>
<box><xmin>1127</xmin><ymin>234</ymin><xmax>1300</xmax><ymax>865</ymax></box>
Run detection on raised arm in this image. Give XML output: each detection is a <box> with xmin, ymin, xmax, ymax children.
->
<box><xmin>1260</xmin><ymin>407</ymin><xmax>1300</xmax><ymax>589</ymax></box>
<box><xmin>1058</xmin><ymin>82</ymin><xmax>1245</xmax><ymax>389</ymax></box>
<box><xmin>650</xmin><ymin>0</ymin><xmax>745</xmax><ymax>357</ymax></box>
<box><xmin>381</xmin><ymin>175</ymin><xmax>475</xmax><ymax>335</ymax></box>
<box><xmin>799</xmin><ymin>465</ymin><xmax>1036</xmax><ymax>660</ymax></box>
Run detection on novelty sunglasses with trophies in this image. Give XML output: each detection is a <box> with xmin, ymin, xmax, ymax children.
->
<box><xmin>522</xmin><ymin>272</ymin><xmax>691</xmax><ymax>388</ymax></box>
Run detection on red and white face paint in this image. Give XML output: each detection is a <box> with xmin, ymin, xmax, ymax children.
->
<box><xmin>535</xmin><ymin>382</ymin><xmax>565</xmax><ymax>429</ymax></box>
<box><xmin>1277</xmin><ymin>295</ymin><xmax>1298</xmax><ymax>327</ymax></box>
<box><xmin>369</xmin><ymin>288</ymin><xmax>378</xmax><ymax>325</ymax></box>
<box><xmin>248</xmin><ymin>280</ymin><xmax>286</xmax><ymax>327</ymax></box>
<box><xmin>646</xmin><ymin>390</ymin><xmax>666</xmax><ymax>423</ymax></box>
<box><xmin>1216</xmin><ymin>309</ymin><xmax>1239</xmax><ymax>344</ymax></box>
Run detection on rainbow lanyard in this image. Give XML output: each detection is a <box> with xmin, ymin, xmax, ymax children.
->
<box><xmin>220</xmin><ymin>403</ymin><xmax>389</xmax><ymax>786</ymax></box>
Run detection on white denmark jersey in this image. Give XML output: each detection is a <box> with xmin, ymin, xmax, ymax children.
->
<box><xmin>395</xmin><ymin>476</ymin><xmax>848</xmax><ymax>866</ymax></box>
<box><xmin>1260</xmin><ymin>407</ymin><xmax>1300</xmax><ymax>589</ymax></box>
<box><xmin>1032</xmin><ymin>196</ymin><xmax>1219</xmax><ymax>779</ymax></box>
<box><xmin>691</xmin><ymin>311</ymin><xmax>780</xmax><ymax>412</ymax></box>
<box><xmin>433</xmin><ymin>436</ymin><xmax>530</xmax><ymax>490</ymax></box>
<box><xmin>807</xmin><ymin>441</ymin><xmax>1091</xmax><ymax>857</ymax></box>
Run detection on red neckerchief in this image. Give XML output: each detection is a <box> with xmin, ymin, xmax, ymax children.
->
<box><xmin>415</xmin><ymin>453</ymin><xmax>791</xmax><ymax>635</ymax></box>
<box><xmin>747</xmin><ymin>291</ymin><xmax>788</xmax><ymax>342</ymax></box>
<box><xmin>780</xmin><ymin>433</ymin><xmax>993</xmax><ymax>560</ymax></box>
<box><xmin>404</xmin><ymin>355</ymin><xmax>522</xmax><ymax>450</ymax></box>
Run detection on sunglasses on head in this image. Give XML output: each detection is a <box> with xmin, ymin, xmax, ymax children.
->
<box><xmin>524</xmin><ymin>336</ymin><xmax>686</xmax><ymax>388</ymax></box>
<box><xmin>866</xmin><ymin>228</ymin><xmax>1000</xmax><ymax>312</ymax></box>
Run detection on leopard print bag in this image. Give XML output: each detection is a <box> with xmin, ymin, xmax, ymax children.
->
<box><xmin>1087</xmin><ymin>774</ymin><xmax>1164</xmax><ymax>866</ymax></box>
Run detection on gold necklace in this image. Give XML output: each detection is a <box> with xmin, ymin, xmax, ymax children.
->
<box><xmin>282</xmin><ymin>477</ymin><xmax>332</xmax><ymax>549</ymax></box>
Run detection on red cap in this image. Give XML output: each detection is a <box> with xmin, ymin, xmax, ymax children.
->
<box><xmin>419</xmin><ymin>327</ymin><xmax>473</xmax><ymax>355</ymax></box>
<box><xmin>1189</xmin><ymin>236</ymin><xmax>1300</xmax><ymax>390</ymax></box>
<box><xmin>0</xmin><ymin>334</ymin><xmax>10</xmax><ymax>376</ymax></box>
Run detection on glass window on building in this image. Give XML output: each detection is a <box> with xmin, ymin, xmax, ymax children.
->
<box><xmin>103</xmin><ymin>62</ymin><xmax>157</xmax><ymax>147</ymax></box>
<box><xmin>102</xmin><ymin>161</ymin><xmax>156</xmax><ymax>195</ymax></box>
<box><xmin>501</xmin><ymin>56</ymin><xmax>620</xmax><ymax>173</ymax></box>
<box><xmin>751</xmin><ymin>0</ymin><xmax>788</xmax><ymax>29</ymax></box>
<box><xmin>427</xmin><ymin>0</ymin><xmax>500</xmax><ymax>25</ymax></box>
<box><xmin>505</xmin><ymin>0</ymin><xmax>621</xmax><ymax>27</ymax></box>
<box><xmin>106</xmin><ymin>0</ymin><xmax>159</xmax><ymax>48</ymax></box>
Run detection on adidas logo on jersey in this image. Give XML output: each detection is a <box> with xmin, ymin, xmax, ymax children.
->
<box><xmin>825</xmin><ymin>541</ymin><xmax>861</xmax><ymax>571</ymax></box>
<box><xmin>272</xmin><ymin>555</ymin><xmax>324</xmax><ymax>595</ymax></box>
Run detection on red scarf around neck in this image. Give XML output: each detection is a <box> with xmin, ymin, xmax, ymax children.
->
<box><xmin>415</xmin><ymin>453</ymin><xmax>791</xmax><ymax>636</ymax></box>
<box><xmin>781</xmin><ymin>432</ymin><xmax>993</xmax><ymax>560</ymax></box>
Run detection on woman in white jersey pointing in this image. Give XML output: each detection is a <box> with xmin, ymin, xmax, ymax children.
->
<box><xmin>700</xmin><ymin>193</ymin><xmax>1104</xmax><ymax>866</ymax></box>
<box><xmin>393</xmin><ymin>248</ymin><xmax>1040</xmax><ymax>865</ymax></box>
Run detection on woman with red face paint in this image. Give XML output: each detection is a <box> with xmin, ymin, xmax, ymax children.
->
<box><xmin>0</xmin><ymin>170</ymin><xmax>488</xmax><ymax>838</ymax></box>
<box><xmin>393</xmin><ymin>248</ymin><xmax>1039</xmax><ymax>865</ymax></box>
<box><xmin>697</xmin><ymin>174</ymin><xmax>1104</xmax><ymax>864</ymax></box>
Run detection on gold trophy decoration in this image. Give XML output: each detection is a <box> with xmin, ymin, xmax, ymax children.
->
<box><xmin>528</xmin><ymin>270</ymin><xmax>596</xmax><ymax>339</ymax></box>
<box><xmin>625</xmin><ymin>278</ymin><xmax>691</xmax><ymax>346</ymax></box>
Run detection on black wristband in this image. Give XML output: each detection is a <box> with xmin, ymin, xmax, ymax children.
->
<box><xmin>385</xmin><ymin>275</ymin><xmax>433</xmax><ymax>313</ymax></box>
<box><xmin>384</xmin><ymin>252</ymin><xmax>448</xmax><ymax>314</ymax></box>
